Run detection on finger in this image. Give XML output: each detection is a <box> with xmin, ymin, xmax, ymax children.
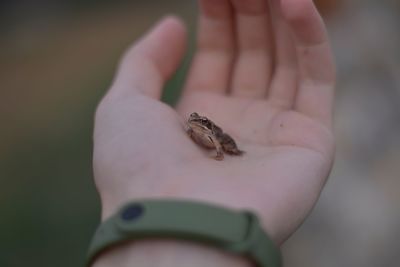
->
<box><xmin>230</xmin><ymin>0</ymin><xmax>274</xmax><ymax>98</ymax></box>
<box><xmin>267</xmin><ymin>0</ymin><xmax>298</xmax><ymax>109</ymax></box>
<box><xmin>281</xmin><ymin>0</ymin><xmax>336</xmax><ymax>126</ymax></box>
<box><xmin>184</xmin><ymin>0</ymin><xmax>235</xmax><ymax>95</ymax></box>
<box><xmin>112</xmin><ymin>16</ymin><xmax>187</xmax><ymax>99</ymax></box>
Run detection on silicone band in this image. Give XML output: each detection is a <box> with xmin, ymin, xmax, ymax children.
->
<box><xmin>86</xmin><ymin>199</ymin><xmax>282</xmax><ymax>267</ymax></box>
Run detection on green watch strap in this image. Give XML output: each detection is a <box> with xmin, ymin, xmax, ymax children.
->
<box><xmin>86</xmin><ymin>199</ymin><xmax>282</xmax><ymax>267</ymax></box>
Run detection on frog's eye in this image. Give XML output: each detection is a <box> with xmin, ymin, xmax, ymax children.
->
<box><xmin>190</xmin><ymin>112</ymin><xmax>199</xmax><ymax>117</ymax></box>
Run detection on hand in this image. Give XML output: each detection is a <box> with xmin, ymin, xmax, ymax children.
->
<box><xmin>93</xmin><ymin>0</ymin><xmax>335</xmax><ymax>246</ymax></box>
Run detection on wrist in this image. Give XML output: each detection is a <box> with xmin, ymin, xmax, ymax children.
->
<box><xmin>97</xmin><ymin>186</ymin><xmax>284</xmax><ymax>245</ymax></box>
<box><xmin>91</xmin><ymin>239</ymin><xmax>253</xmax><ymax>267</ymax></box>
<box><xmin>89</xmin><ymin>199</ymin><xmax>282</xmax><ymax>267</ymax></box>
<box><xmin>92</xmin><ymin>198</ymin><xmax>255</xmax><ymax>267</ymax></box>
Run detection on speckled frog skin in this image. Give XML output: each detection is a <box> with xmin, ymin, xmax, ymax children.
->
<box><xmin>186</xmin><ymin>112</ymin><xmax>244</xmax><ymax>160</ymax></box>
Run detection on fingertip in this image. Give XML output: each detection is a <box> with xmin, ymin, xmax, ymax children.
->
<box><xmin>281</xmin><ymin>0</ymin><xmax>314</xmax><ymax>21</ymax></box>
<box><xmin>158</xmin><ymin>15</ymin><xmax>187</xmax><ymax>38</ymax></box>
<box><xmin>114</xmin><ymin>15</ymin><xmax>187</xmax><ymax>98</ymax></box>
<box><xmin>137</xmin><ymin>15</ymin><xmax>187</xmax><ymax>61</ymax></box>
<box><xmin>199</xmin><ymin>0</ymin><xmax>233</xmax><ymax>18</ymax></box>
<box><xmin>149</xmin><ymin>15</ymin><xmax>188</xmax><ymax>76</ymax></box>
<box><xmin>280</xmin><ymin>0</ymin><xmax>326</xmax><ymax>45</ymax></box>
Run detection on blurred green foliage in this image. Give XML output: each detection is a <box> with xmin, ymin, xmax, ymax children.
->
<box><xmin>0</xmin><ymin>72</ymin><xmax>106</xmax><ymax>267</ymax></box>
<box><xmin>0</xmin><ymin>1</ymin><xmax>194</xmax><ymax>266</ymax></box>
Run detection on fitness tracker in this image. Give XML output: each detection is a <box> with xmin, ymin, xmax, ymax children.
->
<box><xmin>86</xmin><ymin>199</ymin><xmax>282</xmax><ymax>267</ymax></box>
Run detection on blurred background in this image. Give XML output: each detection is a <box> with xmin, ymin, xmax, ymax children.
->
<box><xmin>1</xmin><ymin>0</ymin><xmax>399</xmax><ymax>266</ymax></box>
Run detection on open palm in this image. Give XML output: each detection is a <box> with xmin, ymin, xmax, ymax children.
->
<box><xmin>93</xmin><ymin>0</ymin><xmax>335</xmax><ymax>245</ymax></box>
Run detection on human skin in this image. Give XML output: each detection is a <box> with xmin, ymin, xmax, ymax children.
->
<box><xmin>91</xmin><ymin>0</ymin><xmax>336</xmax><ymax>266</ymax></box>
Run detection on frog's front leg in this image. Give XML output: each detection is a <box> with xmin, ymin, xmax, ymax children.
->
<box><xmin>185</xmin><ymin>123</ymin><xmax>193</xmax><ymax>135</ymax></box>
<box><xmin>208</xmin><ymin>135</ymin><xmax>224</xmax><ymax>161</ymax></box>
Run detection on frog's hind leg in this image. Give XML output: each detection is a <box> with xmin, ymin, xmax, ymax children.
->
<box><xmin>220</xmin><ymin>133</ymin><xmax>244</xmax><ymax>155</ymax></box>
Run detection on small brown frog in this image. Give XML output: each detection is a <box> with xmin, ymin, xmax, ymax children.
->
<box><xmin>186</xmin><ymin>112</ymin><xmax>244</xmax><ymax>160</ymax></box>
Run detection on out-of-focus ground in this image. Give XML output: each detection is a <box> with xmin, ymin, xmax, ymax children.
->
<box><xmin>1</xmin><ymin>0</ymin><xmax>399</xmax><ymax>266</ymax></box>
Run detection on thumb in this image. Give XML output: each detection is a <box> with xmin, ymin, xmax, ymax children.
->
<box><xmin>112</xmin><ymin>16</ymin><xmax>187</xmax><ymax>99</ymax></box>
